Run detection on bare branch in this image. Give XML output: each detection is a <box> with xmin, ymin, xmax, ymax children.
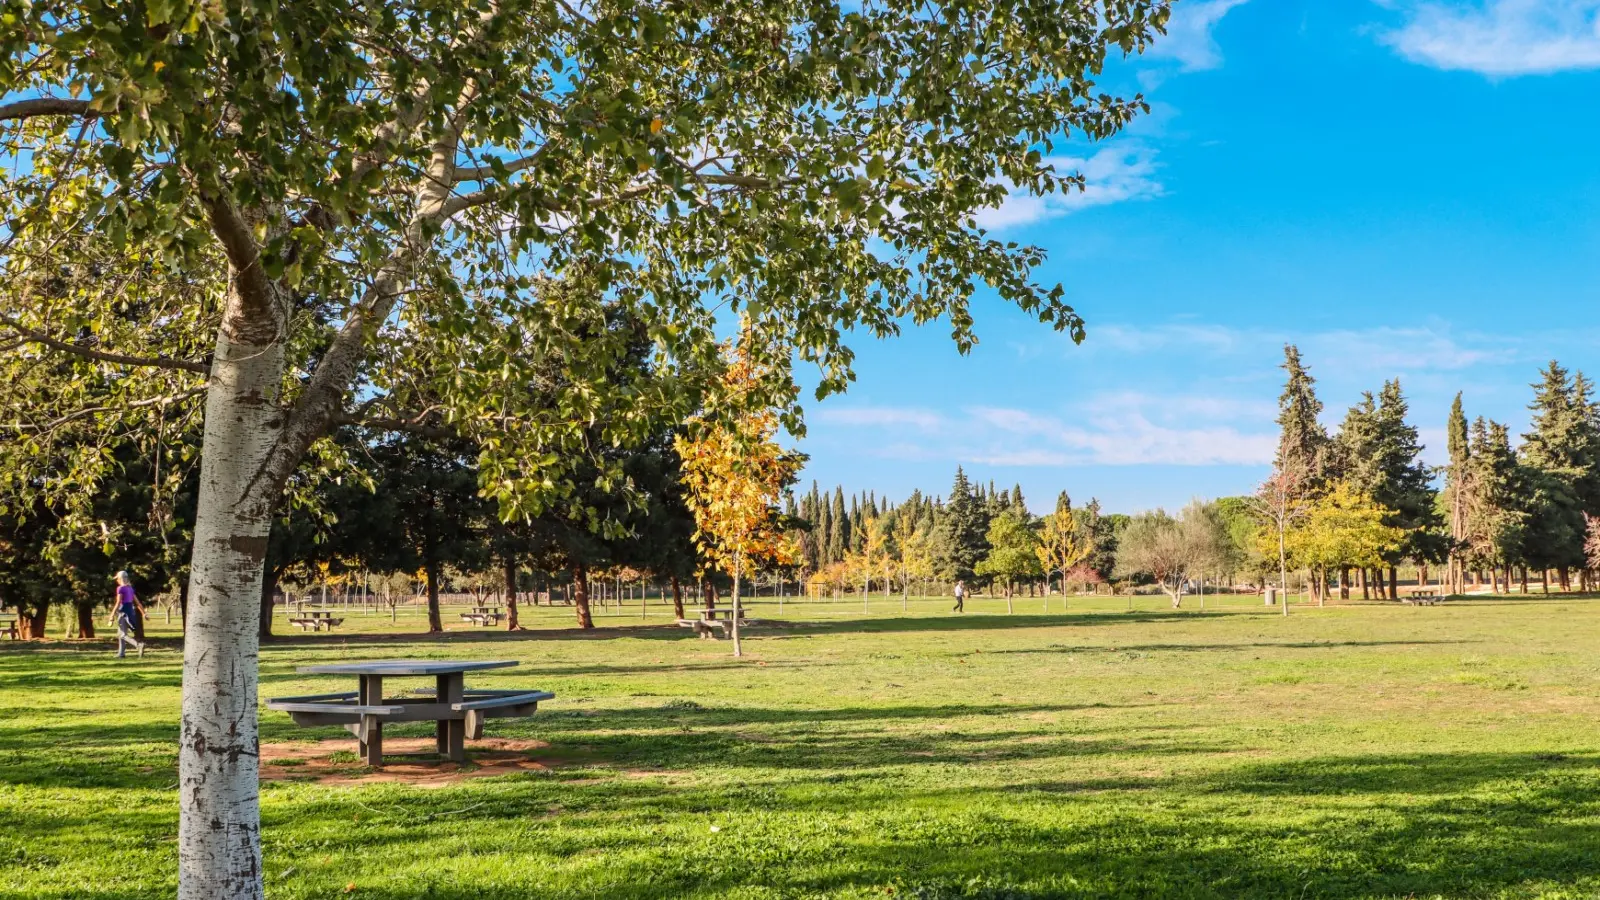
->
<box><xmin>451</xmin><ymin>151</ymin><xmax>546</xmax><ymax>183</ymax></box>
<box><xmin>0</xmin><ymin>312</ymin><xmax>212</xmax><ymax>374</ymax></box>
<box><xmin>3</xmin><ymin>386</ymin><xmax>207</xmax><ymax>433</ymax></box>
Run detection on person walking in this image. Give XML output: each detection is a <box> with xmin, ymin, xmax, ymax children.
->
<box><xmin>109</xmin><ymin>571</ymin><xmax>146</xmax><ymax>659</ymax></box>
<box><xmin>952</xmin><ymin>580</ymin><xmax>966</xmax><ymax>613</ymax></box>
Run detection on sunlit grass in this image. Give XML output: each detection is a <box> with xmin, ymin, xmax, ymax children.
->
<box><xmin>5</xmin><ymin>593</ymin><xmax>1600</xmax><ymax>897</ymax></box>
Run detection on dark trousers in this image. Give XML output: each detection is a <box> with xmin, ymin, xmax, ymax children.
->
<box><xmin>952</xmin><ymin>595</ymin><xmax>964</xmax><ymax>612</ymax></box>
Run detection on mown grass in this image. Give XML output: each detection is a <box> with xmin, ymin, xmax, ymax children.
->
<box><xmin>5</xmin><ymin>593</ymin><xmax>1600</xmax><ymax>898</ymax></box>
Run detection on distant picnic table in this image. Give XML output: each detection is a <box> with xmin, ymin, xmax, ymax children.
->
<box><xmin>0</xmin><ymin>614</ymin><xmax>16</xmax><ymax>640</ymax></box>
<box><xmin>676</xmin><ymin>607</ymin><xmax>756</xmax><ymax>639</ymax></box>
<box><xmin>265</xmin><ymin>659</ymin><xmax>552</xmax><ymax>765</ymax></box>
<box><xmin>1401</xmin><ymin>593</ymin><xmax>1445</xmax><ymax>606</ymax></box>
<box><xmin>461</xmin><ymin>605</ymin><xmax>503</xmax><ymax>627</ymax></box>
<box><xmin>288</xmin><ymin>609</ymin><xmax>343</xmax><ymax>631</ymax></box>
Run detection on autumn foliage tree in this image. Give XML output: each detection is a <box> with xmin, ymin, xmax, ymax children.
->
<box><xmin>675</xmin><ymin>353</ymin><xmax>803</xmax><ymax>657</ymax></box>
<box><xmin>1037</xmin><ymin>491</ymin><xmax>1093</xmax><ymax>601</ymax></box>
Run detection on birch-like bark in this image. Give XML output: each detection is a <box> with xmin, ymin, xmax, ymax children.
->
<box><xmin>178</xmin><ymin>284</ymin><xmax>285</xmax><ymax>900</ymax></box>
<box><xmin>731</xmin><ymin>551</ymin><xmax>743</xmax><ymax>658</ymax></box>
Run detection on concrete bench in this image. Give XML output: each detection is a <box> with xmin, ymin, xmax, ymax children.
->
<box><xmin>1401</xmin><ymin>594</ymin><xmax>1444</xmax><ymax>606</ymax></box>
<box><xmin>675</xmin><ymin>615</ymin><xmax>757</xmax><ymax>639</ymax></box>
<box><xmin>266</xmin><ymin>659</ymin><xmax>551</xmax><ymax>764</ymax></box>
<box><xmin>289</xmin><ymin>616</ymin><xmax>344</xmax><ymax>631</ymax></box>
<box><xmin>460</xmin><ymin>612</ymin><xmax>502</xmax><ymax>627</ymax></box>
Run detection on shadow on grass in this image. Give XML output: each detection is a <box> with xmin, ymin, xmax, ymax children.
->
<box><xmin>241</xmin><ymin>749</ymin><xmax>1600</xmax><ymax>900</ymax></box>
<box><xmin>0</xmin><ymin>698</ymin><xmax>1174</xmax><ymax>791</ymax></box>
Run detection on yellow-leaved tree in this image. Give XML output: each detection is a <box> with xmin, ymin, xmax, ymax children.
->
<box><xmin>674</xmin><ymin>350</ymin><xmax>803</xmax><ymax>657</ymax></box>
<box><xmin>1284</xmin><ymin>481</ymin><xmax>1403</xmax><ymax>606</ymax></box>
<box><xmin>1036</xmin><ymin>492</ymin><xmax>1093</xmax><ymax>610</ymax></box>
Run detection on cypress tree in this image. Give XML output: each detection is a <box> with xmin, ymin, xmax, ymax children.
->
<box><xmin>829</xmin><ymin>487</ymin><xmax>847</xmax><ymax>565</ymax></box>
<box><xmin>1445</xmin><ymin>394</ymin><xmax>1470</xmax><ymax>593</ymax></box>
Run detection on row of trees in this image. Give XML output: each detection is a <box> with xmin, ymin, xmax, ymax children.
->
<box><xmin>1252</xmin><ymin>348</ymin><xmax>1600</xmax><ymax>602</ymax></box>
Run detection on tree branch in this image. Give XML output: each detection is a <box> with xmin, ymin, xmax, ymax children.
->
<box><xmin>0</xmin><ymin>97</ymin><xmax>96</xmax><ymax>122</ymax></box>
<box><xmin>0</xmin><ymin>312</ymin><xmax>212</xmax><ymax>374</ymax></box>
<box><xmin>3</xmin><ymin>386</ymin><xmax>207</xmax><ymax>433</ymax></box>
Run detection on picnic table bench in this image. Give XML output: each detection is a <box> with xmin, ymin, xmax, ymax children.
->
<box><xmin>460</xmin><ymin>606</ymin><xmax>503</xmax><ymax>627</ymax></box>
<box><xmin>0</xmin><ymin>615</ymin><xmax>16</xmax><ymax>640</ymax></box>
<box><xmin>266</xmin><ymin>659</ymin><xmax>552</xmax><ymax>765</ymax></box>
<box><xmin>676</xmin><ymin>607</ymin><xmax>756</xmax><ymax>639</ymax></box>
<box><xmin>288</xmin><ymin>610</ymin><xmax>344</xmax><ymax>631</ymax></box>
<box><xmin>1401</xmin><ymin>594</ymin><xmax>1445</xmax><ymax>606</ymax></box>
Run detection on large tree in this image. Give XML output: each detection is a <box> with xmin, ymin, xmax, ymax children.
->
<box><xmin>976</xmin><ymin>506</ymin><xmax>1041</xmax><ymax>610</ymax></box>
<box><xmin>1114</xmin><ymin>502</ymin><xmax>1226</xmax><ymax>609</ymax></box>
<box><xmin>1519</xmin><ymin>361</ymin><xmax>1599</xmax><ymax>587</ymax></box>
<box><xmin>933</xmin><ymin>467</ymin><xmax>990</xmax><ymax>583</ymax></box>
<box><xmin>1275</xmin><ymin>344</ymin><xmax>1330</xmax><ymax>482</ymax></box>
<box><xmin>0</xmin><ymin>2</ymin><xmax>1171</xmax><ymax>893</ymax></box>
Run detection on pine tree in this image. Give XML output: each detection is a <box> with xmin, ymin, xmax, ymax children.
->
<box><xmin>1276</xmin><ymin>344</ymin><xmax>1330</xmax><ymax>482</ymax></box>
<box><xmin>932</xmin><ymin>467</ymin><xmax>989</xmax><ymax>582</ymax></box>
<box><xmin>1519</xmin><ymin>361</ymin><xmax>1595</xmax><ymax>582</ymax></box>
<box><xmin>1462</xmin><ymin>418</ymin><xmax>1527</xmax><ymax>590</ymax></box>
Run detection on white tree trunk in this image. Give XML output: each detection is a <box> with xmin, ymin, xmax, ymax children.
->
<box><xmin>731</xmin><ymin>553</ymin><xmax>743</xmax><ymax>658</ymax></box>
<box><xmin>178</xmin><ymin>306</ymin><xmax>285</xmax><ymax>900</ymax></box>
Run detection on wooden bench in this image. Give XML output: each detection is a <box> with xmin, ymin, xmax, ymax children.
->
<box><xmin>266</xmin><ymin>659</ymin><xmax>551</xmax><ymax>765</ymax></box>
<box><xmin>1401</xmin><ymin>594</ymin><xmax>1444</xmax><ymax>606</ymax></box>
<box><xmin>0</xmin><ymin>616</ymin><xmax>17</xmax><ymax>640</ymax></box>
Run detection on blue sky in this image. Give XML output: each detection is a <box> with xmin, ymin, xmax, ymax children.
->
<box><xmin>794</xmin><ymin>0</ymin><xmax>1600</xmax><ymax>515</ymax></box>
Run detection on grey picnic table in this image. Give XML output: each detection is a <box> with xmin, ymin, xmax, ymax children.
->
<box><xmin>265</xmin><ymin>659</ymin><xmax>552</xmax><ymax>765</ymax></box>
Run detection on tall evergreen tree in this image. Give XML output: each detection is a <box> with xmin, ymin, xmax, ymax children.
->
<box><xmin>1276</xmin><ymin>344</ymin><xmax>1330</xmax><ymax>482</ymax></box>
<box><xmin>932</xmin><ymin>467</ymin><xmax>989</xmax><ymax>582</ymax></box>
<box><xmin>829</xmin><ymin>487</ymin><xmax>848</xmax><ymax>565</ymax></box>
<box><xmin>1519</xmin><ymin>361</ymin><xmax>1597</xmax><ymax>582</ymax></box>
<box><xmin>1374</xmin><ymin>380</ymin><xmax>1445</xmax><ymax>580</ymax></box>
<box><xmin>1445</xmin><ymin>393</ymin><xmax>1470</xmax><ymax>593</ymax></box>
<box><xmin>1462</xmin><ymin>418</ymin><xmax>1527</xmax><ymax>590</ymax></box>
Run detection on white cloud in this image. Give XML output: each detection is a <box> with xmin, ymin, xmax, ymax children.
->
<box><xmin>970</xmin><ymin>405</ymin><xmax>1278</xmax><ymax>466</ymax></box>
<box><xmin>1147</xmin><ymin>0</ymin><xmax>1252</xmax><ymax>71</ymax></box>
<box><xmin>813</xmin><ymin>405</ymin><xmax>945</xmax><ymax>431</ymax></box>
<box><xmin>974</xmin><ymin>146</ymin><xmax>1163</xmax><ymax>230</ymax></box>
<box><xmin>1086</xmin><ymin>322</ymin><xmax>1521</xmax><ymax>373</ymax></box>
<box><xmin>1383</xmin><ymin>0</ymin><xmax>1600</xmax><ymax>75</ymax></box>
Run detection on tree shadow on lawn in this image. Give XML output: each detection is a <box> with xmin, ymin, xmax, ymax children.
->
<box><xmin>252</xmin><ymin>749</ymin><xmax>1600</xmax><ymax>900</ymax></box>
<box><xmin>0</xmin><ymin>698</ymin><xmax>1177</xmax><ymax>791</ymax></box>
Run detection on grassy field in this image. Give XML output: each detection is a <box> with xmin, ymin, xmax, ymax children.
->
<box><xmin>5</xmin><ymin>593</ymin><xmax>1600</xmax><ymax>898</ymax></box>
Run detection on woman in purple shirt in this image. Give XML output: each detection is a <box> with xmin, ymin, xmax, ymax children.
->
<box><xmin>108</xmin><ymin>571</ymin><xmax>146</xmax><ymax>659</ymax></box>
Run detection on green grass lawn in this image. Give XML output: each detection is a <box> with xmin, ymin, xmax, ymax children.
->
<box><xmin>6</xmin><ymin>593</ymin><xmax>1600</xmax><ymax>898</ymax></box>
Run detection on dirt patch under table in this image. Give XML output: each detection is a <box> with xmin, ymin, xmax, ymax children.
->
<box><xmin>261</xmin><ymin>737</ymin><xmax>554</xmax><ymax>787</ymax></box>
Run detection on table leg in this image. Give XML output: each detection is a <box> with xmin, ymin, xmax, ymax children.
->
<box><xmin>359</xmin><ymin>675</ymin><xmax>384</xmax><ymax>765</ymax></box>
<box><xmin>436</xmin><ymin>673</ymin><xmax>465</xmax><ymax>762</ymax></box>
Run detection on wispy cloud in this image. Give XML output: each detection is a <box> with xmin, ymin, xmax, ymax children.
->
<box><xmin>975</xmin><ymin>146</ymin><xmax>1163</xmax><ymax>230</ymax></box>
<box><xmin>846</xmin><ymin>403</ymin><xmax>1276</xmax><ymax>468</ymax></box>
<box><xmin>813</xmin><ymin>405</ymin><xmax>945</xmax><ymax>431</ymax></box>
<box><xmin>1147</xmin><ymin>0</ymin><xmax>1253</xmax><ymax>71</ymax></box>
<box><xmin>1086</xmin><ymin>322</ymin><xmax>1523</xmax><ymax>373</ymax></box>
<box><xmin>969</xmin><ymin>405</ymin><xmax>1278</xmax><ymax>466</ymax></box>
<box><xmin>1383</xmin><ymin>0</ymin><xmax>1600</xmax><ymax>75</ymax></box>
